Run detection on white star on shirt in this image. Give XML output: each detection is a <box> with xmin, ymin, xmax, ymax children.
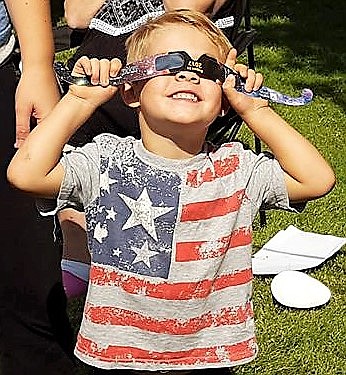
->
<box><xmin>126</xmin><ymin>166</ymin><xmax>135</xmax><ymax>176</ymax></box>
<box><xmin>112</xmin><ymin>248</ymin><xmax>121</xmax><ymax>257</ymax></box>
<box><xmin>94</xmin><ymin>222</ymin><xmax>108</xmax><ymax>243</ymax></box>
<box><xmin>119</xmin><ymin>187</ymin><xmax>174</xmax><ymax>241</ymax></box>
<box><xmin>100</xmin><ymin>170</ymin><xmax>117</xmax><ymax>193</ymax></box>
<box><xmin>132</xmin><ymin>241</ymin><xmax>158</xmax><ymax>268</ymax></box>
<box><xmin>106</xmin><ymin>207</ymin><xmax>117</xmax><ymax>220</ymax></box>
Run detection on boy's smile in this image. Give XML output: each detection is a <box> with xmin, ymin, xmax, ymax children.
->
<box><xmin>171</xmin><ymin>92</ymin><xmax>199</xmax><ymax>102</ymax></box>
<box><xmin>132</xmin><ymin>25</ymin><xmax>225</xmax><ymax>134</ymax></box>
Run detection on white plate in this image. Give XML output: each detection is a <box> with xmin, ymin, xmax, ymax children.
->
<box><xmin>270</xmin><ymin>270</ymin><xmax>331</xmax><ymax>308</ymax></box>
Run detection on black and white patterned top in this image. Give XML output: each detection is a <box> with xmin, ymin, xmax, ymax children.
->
<box><xmin>89</xmin><ymin>0</ymin><xmax>234</xmax><ymax>36</ymax></box>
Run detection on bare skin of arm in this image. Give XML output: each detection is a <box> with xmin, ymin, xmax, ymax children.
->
<box><xmin>222</xmin><ymin>50</ymin><xmax>335</xmax><ymax>202</ymax></box>
<box><xmin>5</xmin><ymin>0</ymin><xmax>60</xmax><ymax>148</ymax></box>
<box><xmin>8</xmin><ymin>52</ymin><xmax>335</xmax><ymax>203</ymax></box>
<box><xmin>164</xmin><ymin>0</ymin><xmax>228</xmax><ymax>16</ymax></box>
<box><xmin>7</xmin><ymin>52</ymin><xmax>335</xmax><ymax>274</ymax></box>
<box><xmin>64</xmin><ymin>0</ymin><xmax>105</xmax><ymax>29</ymax></box>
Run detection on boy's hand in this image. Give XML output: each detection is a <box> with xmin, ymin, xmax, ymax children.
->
<box><xmin>69</xmin><ymin>56</ymin><xmax>122</xmax><ymax>108</ymax></box>
<box><xmin>222</xmin><ymin>48</ymin><xmax>267</xmax><ymax>117</ymax></box>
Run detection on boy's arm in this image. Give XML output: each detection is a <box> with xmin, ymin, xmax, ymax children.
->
<box><xmin>223</xmin><ymin>50</ymin><xmax>335</xmax><ymax>203</ymax></box>
<box><xmin>240</xmin><ymin>107</ymin><xmax>335</xmax><ymax>202</ymax></box>
<box><xmin>5</xmin><ymin>0</ymin><xmax>60</xmax><ymax>148</ymax></box>
<box><xmin>7</xmin><ymin>57</ymin><xmax>121</xmax><ymax>198</ymax></box>
<box><xmin>64</xmin><ymin>0</ymin><xmax>105</xmax><ymax>29</ymax></box>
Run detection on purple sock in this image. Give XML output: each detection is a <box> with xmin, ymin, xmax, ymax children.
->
<box><xmin>62</xmin><ymin>270</ymin><xmax>88</xmax><ymax>299</ymax></box>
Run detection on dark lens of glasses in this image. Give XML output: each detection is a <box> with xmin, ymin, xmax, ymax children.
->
<box><xmin>155</xmin><ymin>53</ymin><xmax>185</xmax><ymax>71</ymax></box>
<box><xmin>198</xmin><ymin>55</ymin><xmax>225</xmax><ymax>82</ymax></box>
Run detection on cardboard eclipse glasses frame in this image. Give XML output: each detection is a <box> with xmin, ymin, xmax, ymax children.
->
<box><xmin>54</xmin><ymin>51</ymin><xmax>313</xmax><ymax>106</ymax></box>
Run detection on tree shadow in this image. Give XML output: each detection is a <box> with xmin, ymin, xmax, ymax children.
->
<box><xmin>250</xmin><ymin>0</ymin><xmax>345</xmax><ymax>109</ymax></box>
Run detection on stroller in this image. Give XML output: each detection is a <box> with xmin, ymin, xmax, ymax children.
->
<box><xmin>207</xmin><ymin>0</ymin><xmax>268</xmax><ymax>225</ymax></box>
<box><xmin>207</xmin><ymin>0</ymin><xmax>257</xmax><ymax>146</ymax></box>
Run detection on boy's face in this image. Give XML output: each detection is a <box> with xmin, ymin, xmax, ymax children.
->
<box><xmin>129</xmin><ymin>25</ymin><xmax>225</xmax><ymax>132</ymax></box>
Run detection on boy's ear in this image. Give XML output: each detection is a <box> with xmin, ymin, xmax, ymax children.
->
<box><xmin>219</xmin><ymin>93</ymin><xmax>230</xmax><ymax>117</ymax></box>
<box><xmin>120</xmin><ymin>83</ymin><xmax>141</xmax><ymax>108</ymax></box>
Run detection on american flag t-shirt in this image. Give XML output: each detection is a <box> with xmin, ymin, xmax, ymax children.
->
<box><xmin>88</xmin><ymin>149</ymin><xmax>181</xmax><ymax>279</ymax></box>
<box><xmin>59</xmin><ymin>135</ymin><xmax>290</xmax><ymax>370</ymax></box>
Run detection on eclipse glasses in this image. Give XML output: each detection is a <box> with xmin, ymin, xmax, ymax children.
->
<box><xmin>54</xmin><ymin>51</ymin><xmax>313</xmax><ymax>106</ymax></box>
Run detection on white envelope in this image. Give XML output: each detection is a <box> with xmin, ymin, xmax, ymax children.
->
<box><xmin>252</xmin><ymin>225</ymin><xmax>346</xmax><ymax>275</ymax></box>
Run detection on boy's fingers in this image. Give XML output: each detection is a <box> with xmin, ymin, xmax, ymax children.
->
<box><xmin>73</xmin><ymin>57</ymin><xmax>122</xmax><ymax>87</ymax></box>
<box><xmin>90</xmin><ymin>58</ymin><xmax>101</xmax><ymax>85</ymax></box>
<box><xmin>222</xmin><ymin>74</ymin><xmax>236</xmax><ymax>95</ymax></box>
<box><xmin>110</xmin><ymin>58</ymin><xmax>122</xmax><ymax>77</ymax></box>
<box><xmin>254</xmin><ymin>72</ymin><xmax>263</xmax><ymax>91</ymax></box>
<box><xmin>99</xmin><ymin>59</ymin><xmax>111</xmax><ymax>86</ymax></box>
<box><xmin>225</xmin><ymin>48</ymin><xmax>237</xmax><ymax>69</ymax></box>
<box><xmin>234</xmin><ymin>63</ymin><xmax>248</xmax><ymax>78</ymax></box>
<box><xmin>73</xmin><ymin>56</ymin><xmax>91</xmax><ymax>76</ymax></box>
<box><xmin>244</xmin><ymin>69</ymin><xmax>256</xmax><ymax>92</ymax></box>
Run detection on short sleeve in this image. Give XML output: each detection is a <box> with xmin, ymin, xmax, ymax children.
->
<box><xmin>245</xmin><ymin>151</ymin><xmax>303</xmax><ymax>213</ymax></box>
<box><xmin>36</xmin><ymin>142</ymin><xmax>100</xmax><ymax>216</ymax></box>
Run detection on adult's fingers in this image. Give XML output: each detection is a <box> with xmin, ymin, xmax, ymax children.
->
<box><xmin>15</xmin><ymin>104</ymin><xmax>32</xmax><ymax>148</ymax></box>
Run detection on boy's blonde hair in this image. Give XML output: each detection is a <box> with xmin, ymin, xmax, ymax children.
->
<box><xmin>125</xmin><ymin>9</ymin><xmax>232</xmax><ymax>63</ymax></box>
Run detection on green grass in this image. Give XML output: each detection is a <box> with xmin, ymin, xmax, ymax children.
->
<box><xmin>61</xmin><ymin>0</ymin><xmax>345</xmax><ymax>373</ymax></box>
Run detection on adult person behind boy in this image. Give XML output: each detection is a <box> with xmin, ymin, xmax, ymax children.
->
<box><xmin>59</xmin><ymin>0</ymin><xmax>241</xmax><ymax>299</ymax></box>
<box><xmin>7</xmin><ymin>9</ymin><xmax>335</xmax><ymax>374</ymax></box>
<box><xmin>0</xmin><ymin>1</ymin><xmax>75</xmax><ymax>374</ymax></box>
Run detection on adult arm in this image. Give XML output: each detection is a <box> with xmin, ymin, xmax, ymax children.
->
<box><xmin>5</xmin><ymin>0</ymin><xmax>60</xmax><ymax>148</ymax></box>
<box><xmin>64</xmin><ymin>0</ymin><xmax>105</xmax><ymax>29</ymax></box>
<box><xmin>223</xmin><ymin>50</ymin><xmax>335</xmax><ymax>203</ymax></box>
<box><xmin>164</xmin><ymin>0</ymin><xmax>228</xmax><ymax>16</ymax></box>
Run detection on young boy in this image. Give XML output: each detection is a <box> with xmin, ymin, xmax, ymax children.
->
<box><xmin>8</xmin><ymin>9</ymin><xmax>335</xmax><ymax>375</ymax></box>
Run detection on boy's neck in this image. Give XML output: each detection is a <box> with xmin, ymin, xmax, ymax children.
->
<box><xmin>140</xmin><ymin>123</ymin><xmax>207</xmax><ymax>160</ymax></box>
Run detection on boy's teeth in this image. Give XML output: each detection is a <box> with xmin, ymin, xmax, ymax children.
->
<box><xmin>172</xmin><ymin>93</ymin><xmax>197</xmax><ymax>102</ymax></box>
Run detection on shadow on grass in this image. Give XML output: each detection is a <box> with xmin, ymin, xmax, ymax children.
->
<box><xmin>250</xmin><ymin>0</ymin><xmax>345</xmax><ymax>109</ymax></box>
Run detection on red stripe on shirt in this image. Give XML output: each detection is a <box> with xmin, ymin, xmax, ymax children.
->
<box><xmin>76</xmin><ymin>334</ymin><xmax>256</xmax><ymax>364</ymax></box>
<box><xmin>176</xmin><ymin>227</ymin><xmax>252</xmax><ymax>261</ymax></box>
<box><xmin>90</xmin><ymin>266</ymin><xmax>252</xmax><ymax>300</ymax></box>
<box><xmin>180</xmin><ymin>189</ymin><xmax>245</xmax><ymax>222</ymax></box>
<box><xmin>186</xmin><ymin>155</ymin><xmax>239</xmax><ymax>188</ymax></box>
<box><xmin>85</xmin><ymin>301</ymin><xmax>253</xmax><ymax>334</ymax></box>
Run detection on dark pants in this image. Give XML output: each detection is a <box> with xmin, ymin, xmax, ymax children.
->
<box><xmin>0</xmin><ymin>58</ymin><xmax>76</xmax><ymax>374</ymax></box>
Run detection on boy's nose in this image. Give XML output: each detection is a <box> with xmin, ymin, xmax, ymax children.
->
<box><xmin>175</xmin><ymin>71</ymin><xmax>200</xmax><ymax>83</ymax></box>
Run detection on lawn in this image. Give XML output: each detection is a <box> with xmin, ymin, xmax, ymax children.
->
<box><xmin>55</xmin><ymin>0</ymin><xmax>346</xmax><ymax>374</ymax></box>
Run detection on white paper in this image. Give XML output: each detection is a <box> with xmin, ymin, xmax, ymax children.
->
<box><xmin>252</xmin><ymin>225</ymin><xmax>346</xmax><ymax>275</ymax></box>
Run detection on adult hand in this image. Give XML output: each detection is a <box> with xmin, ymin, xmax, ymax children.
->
<box><xmin>15</xmin><ymin>65</ymin><xmax>60</xmax><ymax>148</ymax></box>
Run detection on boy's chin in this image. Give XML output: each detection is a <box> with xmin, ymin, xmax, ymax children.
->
<box><xmin>165</xmin><ymin>114</ymin><xmax>216</xmax><ymax>128</ymax></box>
